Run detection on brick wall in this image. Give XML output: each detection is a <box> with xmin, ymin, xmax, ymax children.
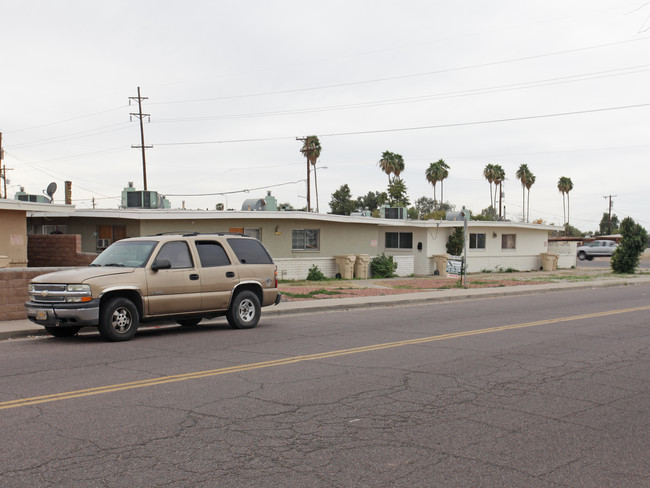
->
<box><xmin>28</xmin><ymin>234</ymin><xmax>97</xmax><ymax>267</ymax></box>
<box><xmin>0</xmin><ymin>268</ymin><xmax>66</xmax><ymax>320</ymax></box>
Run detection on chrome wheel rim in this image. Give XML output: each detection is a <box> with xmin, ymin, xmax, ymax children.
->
<box><xmin>238</xmin><ymin>298</ymin><xmax>255</xmax><ymax>323</ymax></box>
<box><xmin>111</xmin><ymin>307</ymin><xmax>132</xmax><ymax>333</ymax></box>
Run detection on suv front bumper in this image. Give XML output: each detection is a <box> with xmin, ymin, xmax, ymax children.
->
<box><xmin>25</xmin><ymin>299</ymin><xmax>100</xmax><ymax>327</ymax></box>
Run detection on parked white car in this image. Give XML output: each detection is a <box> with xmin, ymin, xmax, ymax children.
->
<box><xmin>577</xmin><ymin>240</ymin><xmax>618</xmax><ymax>261</ymax></box>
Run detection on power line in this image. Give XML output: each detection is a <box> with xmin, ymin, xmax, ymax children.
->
<box><xmin>153</xmin><ymin>64</ymin><xmax>650</xmax><ymax>124</ymax></box>
<box><xmin>164</xmin><ymin>178</ymin><xmax>307</xmax><ymax>197</ymax></box>
<box><xmin>154</xmin><ymin>102</ymin><xmax>650</xmax><ymax>146</ymax></box>
<box><xmin>151</xmin><ymin>37</ymin><xmax>650</xmax><ymax>106</ymax></box>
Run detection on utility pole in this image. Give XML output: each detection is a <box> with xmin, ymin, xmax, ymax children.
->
<box><xmin>296</xmin><ymin>137</ymin><xmax>311</xmax><ymax>212</ymax></box>
<box><xmin>603</xmin><ymin>195</ymin><xmax>616</xmax><ymax>235</ymax></box>
<box><xmin>129</xmin><ymin>87</ymin><xmax>152</xmax><ymax>191</ymax></box>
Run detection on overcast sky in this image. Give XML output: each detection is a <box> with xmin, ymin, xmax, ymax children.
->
<box><xmin>2</xmin><ymin>0</ymin><xmax>649</xmax><ymax>232</ymax></box>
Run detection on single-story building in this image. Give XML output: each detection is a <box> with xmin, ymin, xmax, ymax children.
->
<box><xmin>24</xmin><ymin>208</ymin><xmax>573</xmax><ymax>279</ymax></box>
<box><xmin>0</xmin><ymin>199</ymin><xmax>74</xmax><ymax>268</ymax></box>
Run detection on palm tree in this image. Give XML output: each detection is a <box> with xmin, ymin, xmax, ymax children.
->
<box><xmin>557</xmin><ymin>176</ymin><xmax>574</xmax><ymax>230</ymax></box>
<box><xmin>425</xmin><ymin>159</ymin><xmax>447</xmax><ymax>208</ymax></box>
<box><xmin>493</xmin><ymin>164</ymin><xmax>505</xmax><ymax>218</ymax></box>
<box><xmin>565</xmin><ymin>177</ymin><xmax>573</xmax><ymax>226</ymax></box>
<box><xmin>525</xmin><ymin>172</ymin><xmax>535</xmax><ymax>223</ymax></box>
<box><xmin>437</xmin><ymin>160</ymin><xmax>450</xmax><ymax>209</ymax></box>
<box><xmin>483</xmin><ymin>164</ymin><xmax>495</xmax><ymax>210</ymax></box>
<box><xmin>299</xmin><ymin>135</ymin><xmax>321</xmax><ymax>212</ymax></box>
<box><xmin>516</xmin><ymin>164</ymin><xmax>530</xmax><ymax>222</ymax></box>
<box><xmin>378</xmin><ymin>151</ymin><xmax>397</xmax><ymax>185</ymax></box>
<box><xmin>425</xmin><ymin>161</ymin><xmax>440</xmax><ymax>206</ymax></box>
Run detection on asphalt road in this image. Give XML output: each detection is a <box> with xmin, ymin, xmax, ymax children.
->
<box><xmin>1</xmin><ymin>284</ymin><xmax>649</xmax><ymax>487</ymax></box>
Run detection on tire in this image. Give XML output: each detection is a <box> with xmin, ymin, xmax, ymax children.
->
<box><xmin>177</xmin><ymin>317</ymin><xmax>202</xmax><ymax>327</ymax></box>
<box><xmin>98</xmin><ymin>297</ymin><xmax>139</xmax><ymax>342</ymax></box>
<box><xmin>577</xmin><ymin>251</ymin><xmax>586</xmax><ymax>261</ymax></box>
<box><xmin>587</xmin><ymin>256</ymin><xmax>593</xmax><ymax>261</ymax></box>
<box><xmin>226</xmin><ymin>290</ymin><xmax>261</xmax><ymax>329</ymax></box>
<box><xmin>45</xmin><ymin>326</ymin><xmax>81</xmax><ymax>338</ymax></box>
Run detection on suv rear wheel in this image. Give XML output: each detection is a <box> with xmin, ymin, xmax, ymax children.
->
<box><xmin>99</xmin><ymin>297</ymin><xmax>139</xmax><ymax>341</ymax></box>
<box><xmin>227</xmin><ymin>290</ymin><xmax>261</xmax><ymax>329</ymax></box>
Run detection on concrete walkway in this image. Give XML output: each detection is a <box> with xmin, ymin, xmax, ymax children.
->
<box><xmin>4</xmin><ymin>273</ymin><xmax>650</xmax><ymax>341</ymax></box>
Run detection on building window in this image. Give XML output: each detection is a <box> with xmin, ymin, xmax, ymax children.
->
<box><xmin>292</xmin><ymin>229</ymin><xmax>320</xmax><ymax>251</ymax></box>
<box><xmin>385</xmin><ymin>232</ymin><xmax>413</xmax><ymax>249</ymax></box>
<box><xmin>469</xmin><ymin>233</ymin><xmax>486</xmax><ymax>249</ymax></box>
<box><xmin>501</xmin><ymin>234</ymin><xmax>516</xmax><ymax>250</ymax></box>
<box><xmin>244</xmin><ymin>228</ymin><xmax>261</xmax><ymax>240</ymax></box>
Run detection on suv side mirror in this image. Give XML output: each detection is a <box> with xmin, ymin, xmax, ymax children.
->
<box><xmin>151</xmin><ymin>258</ymin><xmax>172</xmax><ymax>271</ymax></box>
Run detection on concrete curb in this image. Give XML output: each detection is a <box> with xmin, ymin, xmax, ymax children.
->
<box><xmin>3</xmin><ymin>276</ymin><xmax>650</xmax><ymax>341</ymax></box>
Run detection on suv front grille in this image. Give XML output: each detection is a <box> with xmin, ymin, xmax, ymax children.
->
<box><xmin>29</xmin><ymin>284</ymin><xmax>69</xmax><ymax>303</ymax></box>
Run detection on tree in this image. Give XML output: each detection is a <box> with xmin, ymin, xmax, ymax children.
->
<box><xmin>473</xmin><ymin>206</ymin><xmax>498</xmax><ymax>221</ymax></box>
<box><xmin>446</xmin><ymin>227</ymin><xmax>464</xmax><ymax>256</ymax></box>
<box><xmin>525</xmin><ymin>172</ymin><xmax>535</xmax><ymax>223</ymax></box>
<box><xmin>378</xmin><ymin>151</ymin><xmax>404</xmax><ymax>185</ymax></box>
<box><xmin>516</xmin><ymin>164</ymin><xmax>531</xmax><ymax>222</ymax></box>
<box><xmin>387</xmin><ymin>177</ymin><xmax>410</xmax><ymax>207</ymax></box>
<box><xmin>329</xmin><ymin>184</ymin><xmax>356</xmax><ymax>215</ymax></box>
<box><xmin>598</xmin><ymin>212</ymin><xmax>620</xmax><ymax>235</ymax></box>
<box><xmin>557</xmin><ymin>176</ymin><xmax>574</xmax><ymax>229</ymax></box>
<box><xmin>483</xmin><ymin>164</ymin><xmax>495</xmax><ymax>210</ymax></box>
<box><xmin>425</xmin><ymin>161</ymin><xmax>440</xmax><ymax>205</ymax></box>
<box><xmin>438</xmin><ymin>160</ymin><xmax>450</xmax><ymax>209</ymax></box>
<box><xmin>299</xmin><ymin>136</ymin><xmax>321</xmax><ymax>212</ymax></box>
<box><xmin>493</xmin><ymin>164</ymin><xmax>506</xmax><ymax>218</ymax></box>
<box><xmin>356</xmin><ymin>191</ymin><xmax>387</xmax><ymax>213</ymax></box>
<box><xmin>611</xmin><ymin>217</ymin><xmax>648</xmax><ymax>273</ymax></box>
<box><xmin>413</xmin><ymin>196</ymin><xmax>436</xmax><ymax>218</ymax></box>
<box><xmin>425</xmin><ymin>159</ymin><xmax>449</xmax><ymax>209</ymax></box>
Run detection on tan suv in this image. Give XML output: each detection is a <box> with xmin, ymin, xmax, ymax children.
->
<box><xmin>25</xmin><ymin>233</ymin><xmax>281</xmax><ymax>341</ymax></box>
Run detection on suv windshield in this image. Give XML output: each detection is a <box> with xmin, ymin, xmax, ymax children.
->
<box><xmin>91</xmin><ymin>240</ymin><xmax>157</xmax><ymax>267</ymax></box>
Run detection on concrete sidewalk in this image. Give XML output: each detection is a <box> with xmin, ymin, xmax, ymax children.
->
<box><xmin>3</xmin><ymin>274</ymin><xmax>650</xmax><ymax>341</ymax></box>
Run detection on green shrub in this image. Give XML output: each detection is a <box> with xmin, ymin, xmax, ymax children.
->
<box><xmin>446</xmin><ymin>227</ymin><xmax>464</xmax><ymax>255</ymax></box>
<box><xmin>371</xmin><ymin>253</ymin><xmax>398</xmax><ymax>278</ymax></box>
<box><xmin>306</xmin><ymin>265</ymin><xmax>326</xmax><ymax>281</ymax></box>
<box><xmin>611</xmin><ymin>217</ymin><xmax>648</xmax><ymax>274</ymax></box>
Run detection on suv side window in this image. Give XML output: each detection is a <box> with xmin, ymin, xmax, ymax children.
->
<box><xmin>196</xmin><ymin>241</ymin><xmax>231</xmax><ymax>267</ymax></box>
<box><xmin>156</xmin><ymin>241</ymin><xmax>194</xmax><ymax>269</ymax></box>
<box><xmin>227</xmin><ymin>238</ymin><xmax>273</xmax><ymax>264</ymax></box>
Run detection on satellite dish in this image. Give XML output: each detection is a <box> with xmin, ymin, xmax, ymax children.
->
<box><xmin>45</xmin><ymin>182</ymin><xmax>57</xmax><ymax>203</ymax></box>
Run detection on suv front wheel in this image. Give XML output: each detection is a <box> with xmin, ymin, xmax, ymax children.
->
<box><xmin>227</xmin><ymin>290</ymin><xmax>261</xmax><ymax>329</ymax></box>
<box><xmin>99</xmin><ymin>297</ymin><xmax>139</xmax><ymax>341</ymax></box>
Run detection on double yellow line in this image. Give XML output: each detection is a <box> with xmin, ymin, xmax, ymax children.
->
<box><xmin>2</xmin><ymin>305</ymin><xmax>648</xmax><ymax>410</ymax></box>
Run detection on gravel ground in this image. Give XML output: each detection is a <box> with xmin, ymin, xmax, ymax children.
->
<box><xmin>279</xmin><ymin>259</ymin><xmax>650</xmax><ymax>302</ymax></box>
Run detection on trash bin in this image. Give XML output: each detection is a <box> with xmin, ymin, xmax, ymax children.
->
<box><xmin>540</xmin><ymin>252</ymin><xmax>559</xmax><ymax>271</ymax></box>
<box><xmin>354</xmin><ymin>254</ymin><xmax>370</xmax><ymax>279</ymax></box>
<box><xmin>334</xmin><ymin>254</ymin><xmax>356</xmax><ymax>279</ymax></box>
<box><xmin>432</xmin><ymin>254</ymin><xmax>450</xmax><ymax>277</ymax></box>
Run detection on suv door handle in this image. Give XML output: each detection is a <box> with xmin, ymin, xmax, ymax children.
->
<box><xmin>189</xmin><ymin>274</ymin><xmax>199</xmax><ymax>280</ymax></box>
<box><xmin>226</xmin><ymin>271</ymin><xmax>235</xmax><ymax>278</ymax></box>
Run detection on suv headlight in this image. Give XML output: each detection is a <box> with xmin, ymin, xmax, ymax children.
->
<box><xmin>66</xmin><ymin>284</ymin><xmax>92</xmax><ymax>303</ymax></box>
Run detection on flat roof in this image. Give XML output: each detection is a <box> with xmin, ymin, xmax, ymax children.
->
<box><xmin>0</xmin><ymin>199</ymin><xmax>76</xmax><ymax>213</ymax></box>
<box><xmin>25</xmin><ymin>207</ymin><xmax>563</xmax><ymax>231</ymax></box>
